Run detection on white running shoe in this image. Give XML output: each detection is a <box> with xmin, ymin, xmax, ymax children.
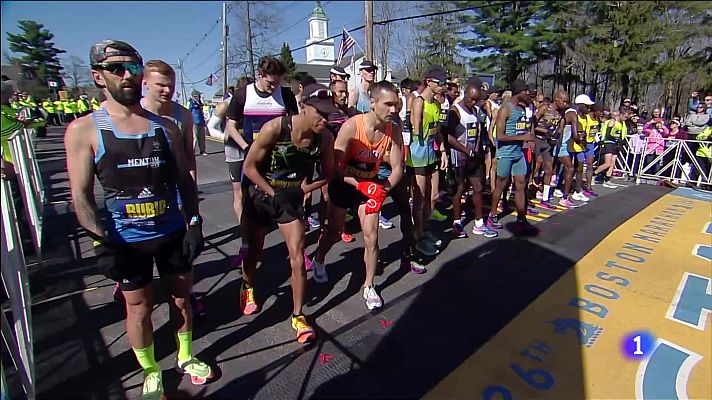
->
<box><xmin>571</xmin><ymin>191</ymin><xmax>590</xmax><ymax>202</ymax></box>
<box><xmin>536</xmin><ymin>191</ymin><xmax>543</xmax><ymax>199</ymax></box>
<box><xmin>553</xmin><ymin>189</ymin><xmax>564</xmax><ymax>198</ymax></box>
<box><xmin>363</xmin><ymin>285</ymin><xmax>383</xmax><ymax>310</ymax></box>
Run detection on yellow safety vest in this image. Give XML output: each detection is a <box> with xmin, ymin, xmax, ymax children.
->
<box><xmin>91</xmin><ymin>98</ymin><xmax>101</xmax><ymax>110</ymax></box>
<box><xmin>42</xmin><ymin>101</ymin><xmax>55</xmax><ymax>113</ymax></box>
<box><xmin>696</xmin><ymin>127</ymin><xmax>712</xmax><ymax>159</ymax></box>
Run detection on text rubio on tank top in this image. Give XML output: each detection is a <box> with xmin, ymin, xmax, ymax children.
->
<box><xmin>451</xmin><ymin>103</ymin><xmax>482</xmax><ymax>166</ymax></box>
<box><xmin>344</xmin><ymin>114</ymin><xmax>393</xmax><ymax>179</ymax></box>
<box><xmin>92</xmin><ymin>108</ymin><xmax>184</xmax><ymax>243</ymax></box>
<box><xmin>257</xmin><ymin>115</ymin><xmax>320</xmax><ymax>188</ymax></box>
<box><xmin>497</xmin><ymin>101</ymin><xmax>531</xmax><ymax>159</ymax></box>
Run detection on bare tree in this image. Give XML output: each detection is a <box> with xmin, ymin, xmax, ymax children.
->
<box><xmin>374</xmin><ymin>1</ymin><xmax>399</xmax><ymax>80</ymax></box>
<box><xmin>228</xmin><ymin>1</ymin><xmax>282</xmax><ymax>80</ymax></box>
<box><xmin>62</xmin><ymin>55</ymin><xmax>89</xmax><ymax>90</ymax></box>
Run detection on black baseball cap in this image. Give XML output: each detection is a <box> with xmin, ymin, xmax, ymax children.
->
<box><xmin>90</xmin><ymin>40</ymin><xmax>142</xmax><ymax>66</ymax></box>
<box><xmin>359</xmin><ymin>60</ymin><xmax>378</xmax><ymax>70</ymax></box>
<box><xmin>424</xmin><ymin>65</ymin><xmax>447</xmax><ymax>82</ymax></box>
<box><xmin>510</xmin><ymin>79</ymin><xmax>527</xmax><ymax>95</ymax></box>
<box><xmin>330</xmin><ymin>66</ymin><xmax>350</xmax><ymax>78</ymax></box>
<box><xmin>302</xmin><ymin>84</ymin><xmax>338</xmax><ymax>115</ymax></box>
<box><xmin>466</xmin><ymin>76</ymin><xmax>483</xmax><ymax>88</ymax></box>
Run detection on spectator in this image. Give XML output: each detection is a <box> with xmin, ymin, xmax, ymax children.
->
<box><xmin>666</xmin><ymin>119</ymin><xmax>688</xmax><ymax>180</ymax></box>
<box><xmin>684</xmin><ymin>103</ymin><xmax>710</xmax><ymax>140</ymax></box>
<box><xmin>188</xmin><ymin>89</ymin><xmax>208</xmax><ymax>156</ymax></box>
<box><xmin>642</xmin><ymin>118</ymin><xmax>669</xmax><ymax>174</ymax></box>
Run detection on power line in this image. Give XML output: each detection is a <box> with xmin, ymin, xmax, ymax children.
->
<box><xmin>290</xmin><ymin>1</ymin><xmax>508</xmax><ymax>54</ymax></box>
<box><xmin>272</xmin><ymin>0</ymin><xmax>333</xmax><ymax>43</ymax></box>
<box><xmin>180</xmin><ymin>3</ymin><xmax>232</xmax><ymax>64</ymax></box>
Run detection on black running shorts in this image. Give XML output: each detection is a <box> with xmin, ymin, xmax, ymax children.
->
<box><xmin>243</xmin><ymin>185</ymin><xmax>304</xmax><ymax>227</ymax></box>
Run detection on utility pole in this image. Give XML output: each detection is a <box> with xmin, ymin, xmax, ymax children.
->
<box><xmin>365</xmin><ymin>1</ymin><xmax>374</xmax><ymax>62</ymax></box>
<box><xmin>178</xmin><ymin>59</ymin><xmax>187</xmax><ymax>105</ymax></box>
<box><xmin>222</xmin><ymin>2</ymin><xmax>228</xmax><ymax>96</ymax></box>
<box><xmin>246</xmin><ymin>1</ymin><xmax>256</xmax><ymax>79</ymax></box>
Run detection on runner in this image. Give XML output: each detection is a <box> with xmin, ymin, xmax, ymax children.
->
<box><xmin>409</xmin><ymin>65</ymin><xmax>449</xmax><ymax>254</ymax></box>
<box><xmin>242</xmin><ymin>83</ymin><xmax>335</xmax><ymax>342</ymax></box>
<box><xmin>482</xmin><ymin>87</ymin><xmax>501</xmax><ymax>193</ymax></box>
<box><xmin>594</xmin><ymin>110</ymin><xmax>626</xmax><ymax>188</ymax></box>
<box><xmin>65</xmin><ymin>40</ymin><xmax>212</xmax><ymax>399</ymax></box>
<box><xmin>224</xmin><ymin>56</ymin><xmax>298</xmax><ymax>279</ymax></box>
<box><xmin>533</xmin><ymin>92</ymin><xmax>567</xmax><ymax>209</ymax></box>
<box><xmin>554</xmin><ymin>91</ymin><xmax>583</xmax><ymax>208</ymax></box>
<box><xmin>431</xmin><ymin>86</ymin><xmax>451</xmax><ymax>223</ymax></box>
<box><xmin>582</xmin><ymin>102</ymin><xmax>604</xmax><ymax>198</ymax></box>
<box><xmin>568</xmin><ymin>94</ymin><xmax>596</xmax><ymax>202</ymax></box>
<box><xmin>447</xmin><ymin>82</ymin><xmax>498</xmax><ymax>238</ymax></box>
<box><xmin>488</xmin><ymin>79</ymin><xmax>534</xmax><ymax>233</ymax></box>
<box><xmin>311</xmin><ymin>81</ymin><xmax>405</xmax><ymax>309</ymax></box>
<box><xmin>349</xmin><ymin>60</ymin><xmax>377</xmax><ymax>113</ymax></box>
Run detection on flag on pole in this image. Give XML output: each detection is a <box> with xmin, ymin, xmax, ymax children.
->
<box><xmin>337</xmin><ymin>28</ymin><xmax>356</xmax><ymax>65</ymax></box>
<box><xmin>206</xmin><ymin>74</ymin><xmax>216</xmax><ymax>86</ymax></box>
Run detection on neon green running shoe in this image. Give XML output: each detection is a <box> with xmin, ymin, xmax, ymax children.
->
<box><xmin>176</xmin><ymin>357</ymin><xmax>214</xmax><ymax>385</ymax></box>
<box><xmin>430</xmin><ymin>209</ymin><xmax>448</xmax><ymax>222</ymax></box>
<box><xmin>142</xmin><ymin>370</ymin><xmax>165</xmax><ymax>400</ymax></box>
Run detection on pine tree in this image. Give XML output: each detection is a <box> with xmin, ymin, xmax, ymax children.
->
<box><xmin>416</xmin><ymin>2</ymin><xmax>466</xmax><ymax>78</ymax></box>
<box><xmin>278</xmin><ymin>42</ymin><xmax>297</xmax><ymax>82</ymax></box>
<box><xmin>6</xmin><ymin>20</ymin><xmax>65</xmax><ymax>84</ymax></box>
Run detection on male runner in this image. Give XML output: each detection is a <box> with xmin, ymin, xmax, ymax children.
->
<box><xmin>311</xmin><ymin>81</ymin><xmax>405</xmax><ymax>309</ymax></box>
<box><xmin>568</xmin><ymin>94</ymin><xmax>596</xmax><ymax>202</ymax></box>
<box><xmin>581</xmin><ymin>102</ymin><xmax>604</xmax><ymax>197</ymax></box>
<box><xmin>225</xmin><ymin>56</ymin><xmax>298</xmax><ymax>280</ymax></box>
<box><xmin>65</xmin><ymin>40</ymin><xmax>212</xmax><ymax>399</ymax></box>
<box><xmin>533</xmin><ymin>91</ymin><xmax>567</xmax><ymax>209</ymax></box>
<box><xmin>554</xmin><ymin>91</ymin><xmax>583</xmax><ymax>208</ymax></box>
<box><xmin>447</xmin><ymin>83</ymin><xmax>497</xmax><ymax>238</ymax></box>
<box><xmin>409</xmin><ymin>65</ymin><xmax>449</xmax><ymax>254</ymax></box>
<box><xmin>349</xmin><ymin>60</ymin><xmax>377</xmax><ymax>113</ymax></box>
<box><xmin>242</xmin><ymin>83</ymin><xmax>335</xmax><ymax>342</ymax></box>
<box><xmin>488</xmin><ymin>79</ymin><xmax>534</xmax><ymax>233</ymax></box>
<box><xmin>594</xmin><ymin>110</ymin><xmax>626</xmax><ymax>187</ymax></box>
<box><xmin>431</xmin><ymin>86</ymin><xmax>451</xmax><ymax>223</ymax></box>
<box><xmin>482</xmin><ymin>87</ymin><xmax>501</xmax><ymax>193</ymax></box>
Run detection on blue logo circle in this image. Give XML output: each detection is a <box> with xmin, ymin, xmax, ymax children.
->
<box><xmin>621</xmin><ymin>330</ymin><xmax>656</xmax><ymax>360</ymax></box>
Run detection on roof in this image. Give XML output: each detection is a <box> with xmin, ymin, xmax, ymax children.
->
<box><xmin>293</xmin><ymin>63</ymin><xmax>332</xmax><ymax>85</ymax></box>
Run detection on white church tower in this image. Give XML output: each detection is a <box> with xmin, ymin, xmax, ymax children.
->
<box><xmin>305</xmin><ymin>0</ymin><xmax>334</xmax><ymax>65</ymax></box>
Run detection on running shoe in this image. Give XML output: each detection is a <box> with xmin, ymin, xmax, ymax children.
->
<box><xmin>363</xmin><ymin>285</ymin><xmax>383</xmax><ymax>310</ymax></box>
<box><xmin>304</xmin><ymin>250</ymin><xmax>313</xmax><ymax>271</ymax></box>
<box><xmin>571</xmin><ymin>191</ymin><xmax>590</xmax><ymax>202</ymax></box>
<box><xmin>486</xmin><ymin>215</ymin><xmax>503</xmax><ymax>229</ymax></box>
<box><xmin>539</xmin><ymin>200</ymin><xmax>557</xmax><ymax>210</ymax></box>
<box><xmin>424</xmin><ymin>231</ymin><xmax>443</xmax><ymax>248</ymax></box>
<box><xmin>308</xmin><ymin>216</ymin><xmax>321</xmax><ymax>229</ymax></box>
<box><xmin>200</xmin><ymin>152</ymin><xmax>209</xmax><ymax>157</ymax></box>
<box><xmin>453</xmin><ymin>222</ymin><xmax>467</xmax><ymax>238</ymax></box>
<box><xmin>240</xmin><ymin>285</ymin><xmax>258</xmax><ymax>315</ymax></box>
<box><xmin>559</xmin><ymin>198</ymin><xmax>578</xmax><ymax>208</ymax></box>
<box><xmin>378</xmin><ymin>215</ymin><xmax>394</xmax><ymax>229</ymax></box>
<box><xmin>415</xmin><ymin>237</ymin><xmax>438</xmax><ymax>257</ymax></box>
<box><xmin>291</xmin><ymin>315</ymin><xmax>316</xmax><ymax>343</ymax></box>
<box><xmin>472</xmin><ymin>224</ymin><xmax>498</xmax><ymax>238</ymax></box>
<box><xmin>535</xmin><ymin>191</ymin><xmax>543</xmax><ymax>200</ymax></box>
<box><xmin>175</xmin><ymin>357</ymin><xmax>213</xmax><ymax>385</ymax></box>
<box><xmin>190</xmin><ymin>293</ymin><xmax>206</xmax><ymax>318</ymax></box>
<box><xmin>602</xmin><ymin>182</ymin><xmax>617</xmax><ymax>189</ymax></box>
<box><xmin>231</xmin><ymin>246</ymin><xmax>248</xmax><ymax>269</ymax></box>
<box><xmin>141</xmin><ymin>370</ymin><xmax>165</xmax><ymax>400</ymax></box>
<box><xmin>430</xmin><ymin>209</ymin><xmax>448</xmax><ymax>222</ymax></box>
<box><xmin>312</xmin><ymin>259</ymin><xmax>328</xmax><ymax>283</ymax></box>
<box><xmin>527</xmin><ymin>208</ymin><xmax>539</xmax><ymax>216</ymax></box>
<box><xmin>553</xmin><ymin>189</ymin><xmax>564</xmax><ymax>198</ymax></box>
<box><xmin>511</xmin><ymin>219</ymin><xmax>536</xmax><ymax>236</ymax></box>
<box><xmin>113</xmin><ymin>283</ymin><xmax>124</xmax><ymax>304</ymax></box>
<box><xmin>341</xmin><ymin>232</ymin><xmax>355</xmax><ymax>243</ymax></box>
<box><xmin>582</xmin><ymin>189</ymin><xmax>599</xmax><ymax>198</ymax></box>
<box><xmin>401</xmin><ymin>257</ymin><xmax>426</xmax><ymax>274</ymax></box>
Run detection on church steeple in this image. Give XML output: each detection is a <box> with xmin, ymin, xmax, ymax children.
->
<box><xmin>312</xmin><ymin>0</ymin><xmax>326</xmax><ymax>19</ymax></box>
<box><xmin>305</xmin><ymin>0</ymin><xmax>334</xmax><ymax>65</ymax></box>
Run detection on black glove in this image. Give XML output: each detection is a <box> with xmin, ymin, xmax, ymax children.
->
<box><xmin>183</xmin><ymin>223</ymin><xmax>204</xmax><ymax>262</ymax></box>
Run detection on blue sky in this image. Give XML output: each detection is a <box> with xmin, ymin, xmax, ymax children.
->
<box><xmin>1</xmin><ymin>1</ymin><xmax>368</xmax><ymax>97</ymax></box>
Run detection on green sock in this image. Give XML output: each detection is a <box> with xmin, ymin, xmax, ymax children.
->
<box><xmin>133</xmin><ymin>343</ymin><xmax>159</xmax><ymax>374</ymax></box>
<box><xmin>176</xmin><ymin>331</ymin><xmax>192</xmax><ymax>363</ymax></box>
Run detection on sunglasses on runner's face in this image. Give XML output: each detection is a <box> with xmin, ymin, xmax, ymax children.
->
<box><xmin>94</xmin><ymin>62</ymin><xmax>143</xmax><ymax>76</ymax></box>
<box><xmin>429</xmin><ymin>79</ymin><xmax>446</xmax><ymax>87</ymax></box>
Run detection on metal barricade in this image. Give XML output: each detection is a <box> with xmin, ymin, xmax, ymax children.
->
<box><xmin>613</xmin><ymin>136</ymin><xmax>712</xmax><ymax>187</ymax></box>
<box><xmin>1</xmin><ymin>177</ymin><xmax>36</xmax><ymax>399</ymax></box>
<box><xmin>8</xmin><ymin>131</ymin><xmax>43</xmax><ymax>258</ymax></box>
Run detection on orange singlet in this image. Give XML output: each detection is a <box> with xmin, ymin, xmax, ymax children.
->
<box><xmin>343</xmin><ymin>114</ymin><xmax>393</xmax><ymax>180</ymax></box>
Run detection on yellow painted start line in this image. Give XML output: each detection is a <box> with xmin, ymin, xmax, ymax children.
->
<box><xmin>427</xmin><ymin>188</ymin><xmax>712</xmax><ymax>400</ymax></box>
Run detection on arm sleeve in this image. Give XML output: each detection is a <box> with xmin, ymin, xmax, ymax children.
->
<box><xmin>445</xmin><ymin>109</ymin><xmax>460</xmax><ymax>138</ymax></box>
<box><xmin>226</xmin><ymin>87</ymin><xmax>247</xmax><ymax>130</ymax></box>
<box><xmin>206</xmin><ymin>115</ymin><xmax>225</xmax><ymax>140</ymax></box>
<box><xmin>282</xmin><ymin>87</ymin><xmax>299</xmax><ymax>115</ymax></box>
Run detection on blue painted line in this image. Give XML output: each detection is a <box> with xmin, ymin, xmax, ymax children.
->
<box><xmin>641</xmin><ymin>342</ymin><xmax>687</xmax><ymax>400</ymax></box>
<box><xmin>672</xmin><ymin>274</ymin><xmax>712</xmax><ymax>327</ymax></box>
<box><xmin>670</xmin><ymin>188</ymin><xmax>712</xmax><ymax>202</ymax></box>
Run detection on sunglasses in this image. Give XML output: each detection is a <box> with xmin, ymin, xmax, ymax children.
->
<box><xmin>307</xmin><ymin>88</ymin><xmax>333</xmax><ymax>99</ymax></box>
<box><xmin>429</xmin><ymin>79</ymin><xmax>447</xmax><ymax>86</ymax></box>
<box><xmin>94</xmin><ymin>62</ymin><xmax>143</xmax><ymax>76</ymax></box>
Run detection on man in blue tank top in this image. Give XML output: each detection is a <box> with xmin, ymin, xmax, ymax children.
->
<box><xmin>489</xmin><ymin>79</ymin><xmax>536</xmax><ymax>234</ymax></box>
<box><xmin>65</xmin><ymin>40</ymin><xmax>212</xmax><ymax>399</ymax></box>
<box><xmin>349</xmin><ymin>59</ymin><xmax>377</xmax><ymax>113</ymax></box>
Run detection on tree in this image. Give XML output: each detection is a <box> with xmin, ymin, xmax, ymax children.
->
<box><xmin>228</xmin><ymin>1</ymin><xmax>282</xmax><ymax>79</ymax></box>
<box><xmin>63</xmin><ymin>55</ymin><xmax>90</xmax><ymax>92</ymax></box>
<box><xmin>374</xmin><ymin>1</ymin><xmax>402</xmax><ymax>81</ymax></box>
<box><xmin>457</xmin><ymin>1</ymin><xmax>547</xmax><ymax>84</ymax></box>
<box><xmin>417</xmin><ymin>2</ymin><xmax>466</xmax><ymax>78</ymax></box>
<box><xmin>278</xmin><ymin>42</ymin><xmax>297</xmax><ymax>82</ymax></box>
<box><xmin>5</xmin><ymin>20</ymin><xmax>65</xmax><ymax>84</ymax></box>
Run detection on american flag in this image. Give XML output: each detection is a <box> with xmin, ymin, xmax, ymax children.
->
<box><xmin>336</xmin><ymin>28</ymin><xmax>356</xmax><ymax>65</ymax></box>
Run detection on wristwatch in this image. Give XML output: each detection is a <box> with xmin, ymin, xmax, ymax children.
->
<box><xmin>189</xmin><ymin>215</ymin><xmax>203</xmax><ymax>226</ymax></box>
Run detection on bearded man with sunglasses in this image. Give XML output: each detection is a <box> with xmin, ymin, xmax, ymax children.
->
<box><xmin>64</xmin><ymin>40</ymin><xmax>212</xmax><ymax>399</ymax></box>
<box><xmin>242</xmin><ymin>83</ymin><xmax>335</xmax><ymax>342</ymax></box>
<box><xmin>311</xmin><ymin>81</ymin><xmax>405</xmax><ymax>311</ymax></box>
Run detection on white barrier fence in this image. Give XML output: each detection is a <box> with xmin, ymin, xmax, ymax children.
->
<box><xmin>613</xmin><ymin>136</ymin><xmax>712</xmax><ymax>187</ymax></box>
<box><xmin>2</xmin><ymin>128</ymin><xmax>44</xmax><ymax>399</ymax></box>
